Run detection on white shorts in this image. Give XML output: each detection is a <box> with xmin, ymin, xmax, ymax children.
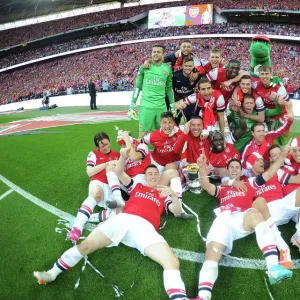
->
<box><xmin>95</xmin><ymin>213</ymin><xmax>166</xmax><ymax>255</ymax></box>
<box><xmin>150</xmin><ymin>154</ymin><xmax>180</xmax><ymax>174</ymax></box>
<box><xmin>88</xmin><ymin>180</ymin><xmax>113</xmax><ymax>208</ymax></box>
<box><xmin>206</xmin><ymin>209</ymin><xmax>254</xmax><ymax>254</ymax></box>
<box><xmin>121</xmin><ymin>174</ymin><xmax>146</xmax><ymax>193</ymax></box>
<box><xmin>268</xmin><ymin>190</ymin><xmax>300</xmax><ymax>225</ymax></box>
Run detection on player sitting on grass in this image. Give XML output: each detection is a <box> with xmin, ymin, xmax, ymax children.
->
<box><xmin>67</xmin><ymin>132</ymin><xmax>124</xmax><ymax>243</ymax></box>
<box><xmin>192</xmin><ymin>143</ymin><xmax>293</xmax><ymax>300</ymax></box>
<box><xmin>34</xmin><ymin>151</ymin><xmax>191</xmax><ymax>300</ymax></box>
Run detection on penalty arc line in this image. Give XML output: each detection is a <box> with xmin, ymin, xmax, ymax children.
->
<box><xmin>1</xmin><ymin>173</ymin><xmax>300</xmax><ymax>270</ymax></box>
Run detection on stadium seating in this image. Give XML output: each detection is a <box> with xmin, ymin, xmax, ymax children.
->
<box><xmin>0</xmin><ymin>0</ymin><xmax>299</xmax><ymax>50</ymax></box>
<box><xmin>0</xmin><ymin>38</ymin><xmax>298</xmax><ymax>105</ymax></box>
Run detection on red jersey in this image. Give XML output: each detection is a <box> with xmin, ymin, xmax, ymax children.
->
<box><xmin>236</xmin><ymin>87</ymin><xmax>265</xmax><ymax>112</ymax></box>
<box><xmin>215</xmin><ymin>177</ymin><xmax>260</xmax><ymax>211</ymax></box>
<box><xmin>86</xmin><ymin>150</ymin><xmax>120</xmax><ymax>184</ymax></box>
<box><xmin>123</xmin><ymin>181</ymin><xmax>172</xmax><ymax>231</ymax></box>
<box><xmin>208</xmin><ymin>143</ymin><xmax>241</xmax><ymax>169</ymax></box>
<box><xmin>200</xmin><ymin>58</ymin><xmax>225</xmax><ymax>74</ymax></box>
<box><xmin>207</xmin><ymin>68</ymin><xmax>239</xmax><ymax>104</ymax></box>
<box><xmin>282</xmin><ymin>184</ymin><xmax>299</xmax><ymax>196</ymax></box>
<box><xmin>252</xmin><ymin>79</ymin><xmax>289</xmax><ymax>120</ymax></box>
<box><xmin>284</xmin><ymin>154</ymin><xmax>300</xmax><ymax>175</ymax></box>
<box><xmin>241</xmin><ymin>118</ymin><xmax>293</xmax><ymax>167</ymax></box>
<box><xmin>254</xmin><ymin>169</ymin><xmax>291</xmax><ymax>203</ymax></box>
<box><xmin>124</xmin><ymin>144</ymin><xmax>151</xmax><ymax>177</ymax></box>
<box><xmin>142</xmin><ymin>127</ymin><xmax>183</xmax><ymax>166</ymax></box>
<box><xmin>173</xmin><ymin>132</ymin><xmax>210</xmax><ymax>166</ymax></box>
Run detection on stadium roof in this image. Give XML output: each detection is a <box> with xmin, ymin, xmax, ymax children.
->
<box><xmin>0</xmin><ymin>0</ymin><xmax>138</xmax><ymax>24</ymax></box>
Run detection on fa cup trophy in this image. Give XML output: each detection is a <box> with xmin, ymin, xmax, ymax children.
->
<box><xmin>186</xmin><ymin>163</ymin><xmax>202</xmax><ymax>194</ymax></box>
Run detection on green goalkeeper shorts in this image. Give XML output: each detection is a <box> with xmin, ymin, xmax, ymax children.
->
<box><xmin>139</xmin><ymin>106</ymin><xmax>167</xmax><ymax>132</ymax></box>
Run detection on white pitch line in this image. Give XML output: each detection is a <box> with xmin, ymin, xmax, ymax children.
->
<box><xmin>0</xmin><ymin>189</ymin><xmax>13</xmax><ymax>200</ymax></box>
<box><xmin>1</xmin><ymin>173</ymin><xmax>300</xmax><ymax>270</ymax></box>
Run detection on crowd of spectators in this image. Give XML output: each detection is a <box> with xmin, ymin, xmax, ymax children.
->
<box><xmin>1</xmin><ymin>23</ymin><xmax>299</xmax><ymax>70</ymax></box>
<box><xmin>0</xmin><ymin>0</ymin><xmax>299</xmax><ymax>50</ymax></box>
<box><xmin>0</xmin><ymin>38</ymin><xmax>298</xmax><ymax>105</ymax></box>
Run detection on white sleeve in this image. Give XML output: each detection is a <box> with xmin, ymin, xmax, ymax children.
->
<box><xmin>255</xmin><ymin>96</ymin><xmax>265</xmax><ymax>112</ymax></box>
<box><xmin>207</xmin><ymin>68</ymin><xmax>218</xmax><ymax>81</ymax></box>
<box><xmin>136</xmin><ymin>143</ymin><xmax>149</xmax><ymax>157</ymax></box>
<box><xmin>184</xmin><ymin>93</ymin><xmax>197</xmax><ymax>104</ymax></box>
<box><xmin>142</xmin><ymin>133</ymin><xmax>151</xmax><ymax>145</ymax></box>
<box><xmin>86</xmin><ymin>151</ymin><xmax>96</xmax><ymax>167</ymax></box>
<box><xmin>278</xmin><ymin>85</ymin><xmax>289</xmax><ymax>101</ymax></box>
<box><xmin>216</xmin><ymin>94</ymin><xmax>226</xmax><ymax>112</ymax></box>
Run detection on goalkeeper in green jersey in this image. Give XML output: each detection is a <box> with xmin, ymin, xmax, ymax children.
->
<box><xmin>128</xmin><ymin>44</ymin><xmax>185</xmax><ymax>138</ymax></box>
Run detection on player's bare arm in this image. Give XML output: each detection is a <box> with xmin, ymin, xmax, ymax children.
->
<box><xmin>262</xmin><ymin>139</ymin><xmax>292</xmax><ymax>182</ymax></box>
<box><xmin>114</xmin><ymin>147</ymin><xmax>132</xmax><ymax>186</ymax></box>
<box><xmin>197</xmin><ymin>154</ymin><xmax>216</xmax><ymax>196</ymax></box>
<box><xmin>157</xmin><ymin>185</ymin><xmax>182</xmax><ymax>216</ymax></box>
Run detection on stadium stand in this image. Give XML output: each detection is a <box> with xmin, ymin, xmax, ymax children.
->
<box><xmin>0</xmin><ymin>38</ymin><xmax>299</xmax><ymax>105</ymax></box>
<box><xmin>0</xmin><ymin>23</ymin><xmax>299</xmax><ymax>69</ymax></box>
<box><xmin>0</xmin><ymin>0</ymin><xmax>299</xmax><ymax>50</ymax></box>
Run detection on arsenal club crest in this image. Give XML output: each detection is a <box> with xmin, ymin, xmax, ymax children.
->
<box><xmin>189</xmin><ymin>7</ymin><xmax>199</xmax><ymax>18</ymax></box>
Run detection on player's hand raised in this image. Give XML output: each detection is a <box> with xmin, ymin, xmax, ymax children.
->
<box><xmin>120</xmin><ymin>148</ymin><xmax>131</xmax><ymax>158</ymax></box>
<box><xmin>184</xmin><ymin>120</ymin><xmax>191</xmax><ymax>134</ymax></box>
<box><xmin>282</xmin><ymin>138</ymin><xmax>293</xmax><ymax>157</ymax></box>
<box><xmin>197</xmin><ymin>154</ymin><xmax>207</xmax><ymax>168</ymax></box>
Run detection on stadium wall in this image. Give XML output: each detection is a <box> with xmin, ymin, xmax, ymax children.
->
<box><xmin>1</xmin><ymin>92</ymin><xmax>300</xmax><ymax>117</ymax></box>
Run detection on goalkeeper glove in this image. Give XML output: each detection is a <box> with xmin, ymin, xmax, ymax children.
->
<box><xmin>170</xmin><ymin>103</ymin><xmax>177</xmax><ymax>118</ymax></box>
<box><xmin>128</xmin><ymin>104</ymin><xmax>139</xmax><ymax>120</ymax></box>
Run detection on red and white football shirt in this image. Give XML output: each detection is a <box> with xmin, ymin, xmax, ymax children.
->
<box><xmin>86</xmin><ymin>150</ymin><xmax>120</xmax><ymax>184</ymax></box>
<box><xmin>142</xmin><ymin>127</ymin><xmax>183</xmax><ymax>166</ymax></box>
<box><xmin>207</xmin><ymin>68</ymin><xmax>239</xmax><ymax>104</ymax></box>
<box><xmin>214</xmin><ymin>177</ymin><xmax>260</xmax><ymax>211</ymax></box>
<box><xmin>123</xmin><ymin>181</ymin><xmax>172</xmax><ymax>231</ymax></box>
<box><xmin>254</xmin><ymin>170</ymin><xmax>290</xmax><ymax>202</ymax></box>
<box><xmin>124</xmin><ymin>143</ymin><xmax>151</xmax><ymax>177</ymax></box>
<box><xmin>252</xmin><ymin>79</ymin><xmax>289</xmax><ymax>120</ymax></box>
<box><xmin>209</xmin><ymin>143</ymin><xmax>241</xmax><ymax>169</ymax></box>
<box><xmin>200</xmin><ymin>58</ymin><xmax>225</xmax><ymax>74</ymax></box>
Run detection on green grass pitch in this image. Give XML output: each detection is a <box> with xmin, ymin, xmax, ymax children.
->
<box><xmin>0</xmin><ymin>106</ymin><xmax>299</xmax><ymax>300</ymax></box>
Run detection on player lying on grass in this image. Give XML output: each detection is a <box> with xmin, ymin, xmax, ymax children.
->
<box><xmin>267</xmin><ymin>141</ymin><xmax>300</xmax><ymax>251</ymax></box>
<box><xmin>67</xmin><ymin>131</ymin><xmax>124</xmax><ymax>243</ymax></box>
<box><xmin>192</xmin><ymin>143</ymin><xmax>293</xmax><ymax>300</ymax></box>
<box><xmin>34</xmin><ymin>152</ymin><xmax>191</xmax><ymax>300</ymax></box>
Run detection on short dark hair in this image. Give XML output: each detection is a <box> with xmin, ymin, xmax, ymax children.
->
<box><xmin>145</xmin><ymin>164</ymin><xmax>159</xmax><ymax>173</ymax></box>
<box><xmin>228</xmin><ymin>59</ymin><xmax>241</xmax><ymax>66</ymax></box>
<box><xmin>251</xmin><ymin>122</ymin><xmax>265</xmax><ymax>132</ymax></box>
<box><xmin>182</xmin><ymin>56</ymin><xmax>194</xmax><ymax>64</ymax></box>
<box><xmin>94</xmin><ymin>132</ymin><xmax>110</xmax><ymax>147</ymax></box>
<box><xmin>227</xmin><ymin>158</ymin><xmax>242</xmax><ymax>170</ymax></box>
<box><xmin>240</xmin><ymin>75</ymin><xmax>251</xmax><ymax>81</ymax></box>
<box><xmin>181</xmin><ymin>39</ymin><xmax>192</xmax><ymax>45</ymax></box>
<box><xmin>198</xmin><ymin>76</ymin><xmax>212</xmax><ymax>87</ymax></box>
<box><xmin>191</xmin><ymin>115</ymin><xmax>203</xmax><ymax>122</ymax></box>
<box><xmin>268</xmin><ymin>144</ymin><xmax>281</xmax><ymax>156</ymax></box>
<box><xmin>152</xmin><ymin>44</ymin><xmax>165</xmax><ymax>52</ymax></box>
<box><xmin>210</xmin><ymin>130</ymin><xmax>224</xmax><ymax>141</ymax></box>
<box><xmin>243</xmin><ymin>93</ymin><xmax>255</xmax><ymax>102</ymax></box>
<box><xmin>160</xmin><ymin>111</ymin><xmax>174</xmax><ymax>120</ymax></box>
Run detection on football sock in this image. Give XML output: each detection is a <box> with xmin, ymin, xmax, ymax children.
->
<box><xmin>255</xmin><ymin>222</ymin><xmax>278</xmax><ymax>269</ymax></box>
<box><xmin>198</xmin><ymin>260</ymin><xmax>218</xmax><ymax>300</ymax></box>
<box><xmin>163</xmin><ymin>270</ymin><xmax>187</xmax><ymax>299</ymax></box>
<box><xmin>266</xmin><ymin>217</ymin><xmax>289</xmax><ymax>251</ymax></box>
<box><xmin>72</xmin><ymin>196</ymin><xmax>97</xmax><ymax>231</ymax></box>
<box><xmin>106</xmin><ymin>171</ymin><xmax>122</xmax><ymax>198</ymax></box>
<box><xmin>49</xmin><ymin>246</ymin><xmax>84</xmax><ymax>278</ymax></box>
<box><xmin>170</xmin><ymin>177</ymin><xmax>184</xmax><ymax>216</ymax></box>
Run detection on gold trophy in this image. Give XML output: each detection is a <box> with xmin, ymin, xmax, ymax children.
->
<box><xmin>186</xmin><ymin>163</ymin><xmax>202</xmax><ymax>194</ymax></box>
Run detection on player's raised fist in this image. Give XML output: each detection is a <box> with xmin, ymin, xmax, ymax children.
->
<box><xmin>197</xmin><ymin>154</ymin><xmax>207</xmax><ymax>167</ymax></box>
<box><xmin>120</xmin><ymin>147</ymin><xmax>131</xmax><ymax>158</ymax></box>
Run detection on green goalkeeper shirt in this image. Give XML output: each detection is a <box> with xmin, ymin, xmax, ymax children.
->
<box><xmin>131</xmin><ymin>62</ymin><xmax>174</xmax><ymax>108</ymax></box>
